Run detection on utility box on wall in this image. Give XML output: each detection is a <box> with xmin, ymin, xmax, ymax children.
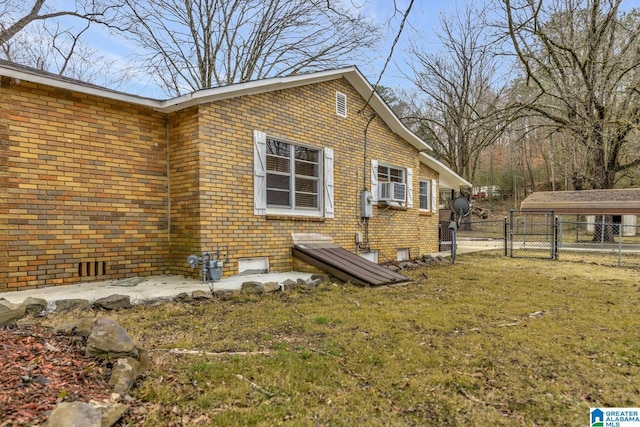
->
<box><xmin>361</xmin><ymin>191</ymin><xmax>373</xmax><ymax>218</ymax></box>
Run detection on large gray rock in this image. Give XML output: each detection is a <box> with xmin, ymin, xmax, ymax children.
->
<box><xmin>55</xmin><ymin>317</ymin><xmax>96</xmax><ymax>338</ymax></box>
<box><xmin>213</xmin><ymin>289</ymin><xmax>240</xmax><ymax>300</ymax></box>
<box><xmin>44</xmin><ymin>400</ymin><xmax>127</xmax><ymax>427</ymax></box>
<box><xmin>86</xmin><ymin>318</ymin><xmax>138</xmax><ymax>359</ymax></box>
<box><xmin>44</xmin><ymin>401</ymin><xmax>102</xmax><ymax>427</ymax></box>
<box><xmin>55</xmin><ymin>299</ymin><xmax>92</xmax><ymax>312</ymax></box>
<box><xmin>281</xmin><ymin>279</ymin><xmax>298</xmax><ymax>291</ymax></box>
<box><xmin>94</xmin><ymin>294</ymin><xmax>132</xmax><ymax>311</ymax></box>
<box><xmin>262</xmin><ymin>282</ymin><xmax>281</xmax><ymax>293</ymax></box>
<box><xmin>109</xmin><ymin>357</ymin><xmax>142</xmax><ymax>395</ymax></box>
<box><xmin>192</xmin><ymin>290</ymin><xmax>212</xmax><ymax>300</ymax></box>
<box><xmin>174</xmin><ymin>292</ymin><xmax>192</xmax><ymax>303</ymax></box>
<box><xmin>23</xmin><ymin>297</ymin><xmax>47</xmax><ymax>316</ymax></box>
<box><xmin>0</xmin><ymin>298</ymin><xmax>26</xmax><ymax>326</ymax></box>
<box><xmin>241</xmin><ymin>281</ymin><xmax>264</xmax><ymax>295</ymax></box>
<box><xmin>95</xmin><ymin>401</ymin><xmax>128</xmax><ymax>427</ymax></box>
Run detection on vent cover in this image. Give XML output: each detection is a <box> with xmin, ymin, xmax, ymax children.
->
<box><xmin>78</xmin><ymin>261</ymin><xmax>107</xmax><ymax>277</ymax></box>
<box><xmin>336</xmin><ymin>92</ymin><xmax>347</xmax><ymax>118</ymax></box>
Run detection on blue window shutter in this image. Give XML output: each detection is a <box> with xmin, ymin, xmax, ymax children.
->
<box><xmin>254</xmin><ymin>130</ymin><xmax>267</xmax><ymax>215</ymax></box>
<box><xmin>324</xmin><ymin>148</ymin><xmax>334</xmax><ymax>218</ymax></box>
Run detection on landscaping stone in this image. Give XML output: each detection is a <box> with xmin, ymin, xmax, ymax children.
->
<box><xmin>192</xmin><ymin>290</ymin><xmax>212</xmax><ymax>300</ymax></box>
<box><xmin>23</xmin><ymin>297</ymin><xmax>47</xmax><ymax>316</ymax></box>
<box><xmin>85</xmin><ymin>318</ymin><xmax>138</xmax><ymax>359</ymax></box>
<box><xmin>0</xmin><ymin>298</ymin><xmax>26</xmax><ymax>326</ymax></box>
<box><xmin>44</xmin><ymin>401</ymin><xmax>102</xmax><ymax>427</ymax></box>
<box><xmin>109</xmin><ymin>357</ymin><xmax>142</xmax><ymax>395</ymax></box>
<box><xmin>281</xmin><ymin>279</ymin><xmax>298</xmax><ymax>291</ymax></box>
<box><xmin>174</xmin><ymin>292</ymin><xmax>192</xmax><ymax>303</ymax></box>
<box><xmin>213</xmin><ymin>289</ymin><xmax>241</xmax><ymax>300</ymax></box>
<box><xmin>94</xmin><ymin>294</ymin><xmax>132</xmax><ymax>310</ymax></box>
<box><xmin>55</xmin><ymin>299</ymin><xmax>92</xmax><ymax>312</ymax></box>
<box><xmin>310</xmin><ymin>274</ymin><xmax>331</xmax><ymax>285</ymax></box>
<box><xmin>241</xmin><ymin>281</ymin><xmax>264</xmax><ymax>295</ymax></box>
<box><xmin>262</xmin><ymin>282</ymin><xmax>281</xmax><ymax>293</ymax></box>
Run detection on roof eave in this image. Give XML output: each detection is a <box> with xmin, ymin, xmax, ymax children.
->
<box><xmin>0</xmin><ymin>61</ymin><xmax>163</xmax><ymax>109</ymax></box>
<box><xmin>420</xmin><ymin>152</ymin><xmax>472</xmax><ymax>190</ymax></box>
<box><xmin>1</xmin><ymin>62</ymin><xmax>431</xmax><ymax>153</ymax></box>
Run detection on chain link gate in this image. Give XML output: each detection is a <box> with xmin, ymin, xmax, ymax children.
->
<box><xmin>509</xmin><ymin>210</ymin><xmax>557</xmax><ymax>259</ymax></box>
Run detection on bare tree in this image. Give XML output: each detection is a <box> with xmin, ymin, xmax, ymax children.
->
<box><xmin>117</xmin><ymin>0</ymin><xmax>381</xmax><ymax>96</ymax></box>
<box><xmin>0</xmin><ymin>0</ymin><xmax>121</xmax><ymax>46</ymax></box>
<box><xmin>0</xmin><ymin>0</ymin><xmax>130</xmax><ymax>86</ymax></box>
<box><xmin>404</xmin><ymin>4</ymin><xmax>510</xmax><ymax>183</ymax></box>
<box><xmin>502</xmin><ymin>0</ymin><xmax>640</xmax><ymax>191</ymax></box>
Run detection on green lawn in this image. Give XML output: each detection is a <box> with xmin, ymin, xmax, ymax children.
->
<box><xmin>46</xmin><ymin>253</ymin><xmax>640</xmax><ymax>426</ymax></box>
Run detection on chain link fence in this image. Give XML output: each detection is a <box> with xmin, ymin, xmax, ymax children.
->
<box><xmin>557</xmin><ymin>215</ymin><xmax>640</xmax><ymax>268</ymax></box>
<box><xmin>441</xmin><ymin>212</ymin><xmax>640</xmax><ymax>268</ymax></box>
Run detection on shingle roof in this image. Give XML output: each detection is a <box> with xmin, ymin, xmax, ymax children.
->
<box><xmin>520</xmin><ymin>189</ymin><xmax>640</xmax><ymax>214</ymax></box>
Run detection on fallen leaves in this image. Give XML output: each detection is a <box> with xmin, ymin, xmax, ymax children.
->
<box><xmin>0</xmin><ymin>323</ymin><xmax>112</xmax><ymax>426</ymax></box>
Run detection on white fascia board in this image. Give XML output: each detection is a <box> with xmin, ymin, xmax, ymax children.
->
<box><xmin>0</xmin><ymin>63</ymin><xmax>162</xmax><ymax>109</ymax></box>
<box><xmin>420</xmin><ymin>152</ymin><xmax>472</xmax><ymax>190</ymax></box>
<box><xmin>158</xmin><ymin>68</ymin><xmax>358</xmax><ymax>113</ymax></box>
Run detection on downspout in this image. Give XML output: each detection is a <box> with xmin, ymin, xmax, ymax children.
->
<box><xmin>165</xmin><ymin>115</ymin><xmax>171</xmax><ymax>273</ymax></box>
<box><xmin>360</xmin><ymin>113</ymin><xmax>377</xmax><ymax>250</ymax></box>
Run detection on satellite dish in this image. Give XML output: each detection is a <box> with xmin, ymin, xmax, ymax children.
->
<box><xmin>448</xmin><ymin>197</ymin><xmax>471</xmax><ymax>225</ymax></box>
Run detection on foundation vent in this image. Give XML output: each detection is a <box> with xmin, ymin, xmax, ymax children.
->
<box><xmin>78</xmin><ymin>261</ymin><xmax>107</xmax><ymax>278</ymax></box>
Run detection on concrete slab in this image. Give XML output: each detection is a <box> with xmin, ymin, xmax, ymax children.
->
<box><xmin>0</xmin><ymin>272</ymin><xmax>314</xmax><ymax>305</ymax></box>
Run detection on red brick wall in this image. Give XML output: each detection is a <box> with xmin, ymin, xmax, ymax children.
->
<box><xmin>0</xmin><ymin>80</ymin><xmax>169</xmax><ymax>291</ymax></box>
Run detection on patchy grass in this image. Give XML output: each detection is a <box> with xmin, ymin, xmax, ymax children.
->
<box><xmin>45</xmin><ymin>253</ymin><xmax>640</xmax><ymax>426</ymax></box>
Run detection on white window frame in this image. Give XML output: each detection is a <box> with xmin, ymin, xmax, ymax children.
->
<box><xmin>371</xmin><ymin>160</ymin><xmax>413</xmax><ymax>207</ymax></box>
<box><xmin>419</xmin><ymin>179</ymin><xmax>432</xmax><ymax>211</ymax></box>
<box><xmin>254</xmin><ymin>131</ymin><xmax>334</xmax><ymax>218</ymax></box>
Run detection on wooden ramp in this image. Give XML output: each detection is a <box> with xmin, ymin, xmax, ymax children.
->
<box><xmin>292</xmin><ymin>243</ymin><xmax>410</xmax><ymax>286</ymax></box>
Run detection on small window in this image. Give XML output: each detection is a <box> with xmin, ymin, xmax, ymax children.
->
<box><xmin>336</xmin><ymin>92</ymin><xmax>347</xmax><ymax>118</ymax></box>
<box><xmin>419</xmin><ymin>179</ymin><xmax>431</xmax><ymax>211</ymax></box>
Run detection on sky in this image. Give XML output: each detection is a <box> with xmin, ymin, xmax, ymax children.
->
<box><xmin>51</xmin><ymin>0</ymin><xmax>453</xmax><ymax>99</ymax></box>
<box><xmin>34</xmin><ymin>0</ymin><xmax>640</xmax><ymax>98</ymax></box>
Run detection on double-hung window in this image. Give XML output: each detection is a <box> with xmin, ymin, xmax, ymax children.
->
<box><xmin>266</xmin><ymin>139</ymin><xmax>320</xmax><ymax>210</ymax></box>
<box><xmin>254</xmin><ymin>130</ymin><xmax>334</xmax><ymax>218</ymax></box>
<box><xmin>419</xmin><ymin>179</ymin><xmax>431</xmax><ymax>211</ymax></box>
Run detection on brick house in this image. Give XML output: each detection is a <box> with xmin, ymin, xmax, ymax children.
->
<box><xmin>0</xmin><ymin>60</ymin><xmax>470</xmax><ymax>291</ymax></box>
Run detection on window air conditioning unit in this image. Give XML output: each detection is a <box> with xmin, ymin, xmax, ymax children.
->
<box><xmin>378</xmin><ymin>182</ymin><xmax>406</xmax><ymax>203</ymax></box>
